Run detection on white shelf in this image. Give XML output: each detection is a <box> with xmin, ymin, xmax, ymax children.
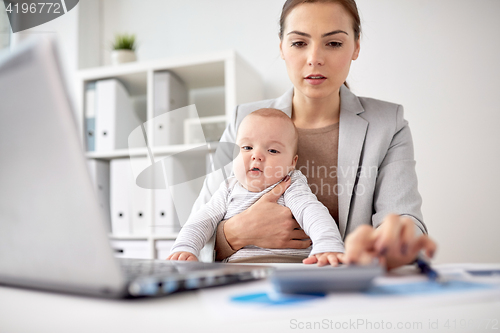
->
<box><xmin>78</xmin><ymin>50</ymin><xmax>243</xmax><ymax>93</ymax></box>
<box><xmin>86</xmin><ymin>142</ymin><xmax>218</xmax><ymax>160</ymax></box>
<box><xmin>151</xmin><ymin>142</ymin><xmax>218</xmax><ymax>156</ymax></box>
<box><xmin>152</xmin><ymin>235</ymin><xmax>179</xmax><ymax>240</ymax></box>
<box><xmin>108</xmin><ymin>233</ymin><xmax>179</xmax><ymax>240</ymax></box>
<box><xmin>108</xmin><ymin>234</ymin><xmax>148</xmax><ymax>240</ymax></box>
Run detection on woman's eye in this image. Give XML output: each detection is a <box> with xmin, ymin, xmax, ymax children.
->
<box><xmin>291</xmin><ymin>41</ymin><xmax>306</xmax><ymax>48</ymax></box>
<box><xmin>242</xmin><ymin>146</ymin><xmax>252</xmax><ymax>151</ymax></box>
<box><xmin>327</xmin><ymin>41</ymin><xmax>342</xmax><ymax>48</ymax></box>
<box><xmin>268</xmin><ymin>149</ymin><xmax>279</xmax><ymax>154</ymax></box>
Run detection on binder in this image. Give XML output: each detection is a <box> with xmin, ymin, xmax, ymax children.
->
<box><xmin>129</xmin><ymin>157</ymin><xmax>151</xmax><ymax>236</ymax></box>
<box><xmin>153</xmin><ymin>188</ymin><xmax>176</xmax><ymax>235</ymax></box>
<box><xmin>153</xmin><ymin>158</ymin><xmax>178</xmax><ymax>235</ymax></box>
<box><xmin>95</xmin><ymin>79</ymin><xmax>141</xmax><ymax>151</ymax></box>
<box><xmin>165</xmin><ymin>154</ymin><xmax>206</xmax><ymax>227</ymax></box>
<box><xmin>110</xmin><ymin>158</ymin><xmax>132</xmax><ymax>235</ymax></box>
<box><xmin>111</xmin><ymin>240</ymin><xmax>150</xmax><ymax>259</ymax></box>
<box><xmin>153</xmin><ymin>71</ymin><xmax>189</xmax><ymax>146</ymax></box>
<box><xmin>84</xmin><ymin>82</ymin><xmax>96</xmax><ymax>151</ymax></box>
<box><xmin>184</xmin><ymin>115</ymin><xmax>227</xmax><ymax>144</ymax></box>
<box><xmin>110</xmin><ymin>157</ymin><xmax>153</xmax><ymax>236</ymax></box>
<box><xmin>87</xmin><ymin>159</ymin><xmax>111</xmax><ymax>232</ymax></box>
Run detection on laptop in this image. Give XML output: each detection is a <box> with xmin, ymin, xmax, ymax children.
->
<box><xmin>0</xmin><ymin>36</ymin><xmax>272</xmax><ymax>298</ymax></box>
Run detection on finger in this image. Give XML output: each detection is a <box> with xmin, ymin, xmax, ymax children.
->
<box><xmin>317</xmin><ymin>254</ymin><xmax>329</xmax><ymax>267</ymax></box>
<box><xmin>178</xmin><ymin>252</ymin><xmax>191</xmax><ymax>261</ymax></box>
<box><xmin>337</xmin><ymin>253</ymin><xmax>345</xmax><ymax>264</ymax></box>
<box><xmin>303</xmin><ymin>255</ymin><xmax>317</xmax><ymax>265</ymax></box>
<box><xmin>410</xmin><ymin>234</ymin><xmax>438</xmax><ymax>259</ymax></box>
<box><xmin>262</xmin><ymin>175</ymin><xmax>291</xmax><ymax>202</ymax></box>
<box><xmin>343</xmin><ymin>225</ymin><xmax>377</xmax><ymax>264</ymax></box>
<box><xmin>168</xmin><ymin>253</ymin><xmax>179</xmax><ymax>260</ymax></box>
<box><xmin>399</xmin><ymin>217</ymin><xmax>415</xmax><ymax>256</ymax></box>
<box><xmin>374</xmin><ymin>214</ymin><xmax>404</xmax><ymax>255</ymax></box>
<box><xmin>286</xmin><ymin>239</ymin><xmax>312</xmax><ymax>249</ymax></box>
<box><xmin>327</xmin><ymin>254</ymin><xmax>339</xmax><ymax>267</ymax></box>
<box><xmin>187</xmin><ymin>255</ymin><xmax>198</xmax><ymax>261</ymax></box>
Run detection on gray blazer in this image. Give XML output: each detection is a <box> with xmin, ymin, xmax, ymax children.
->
<box><xmin>192</xmin><ymin>85</ymin><xmax>427</xmax><ymax>262</ymax></box>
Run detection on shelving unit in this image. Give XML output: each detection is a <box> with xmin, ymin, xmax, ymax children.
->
<box><xmin>85</xmin><ymin>142</ymin><xmax>219</xmax><ymax>160</ymax></box>
<box><xmin>76</xmin><ymin>50</ymin><xmax>263</xmax><ymax>259</ymax></box>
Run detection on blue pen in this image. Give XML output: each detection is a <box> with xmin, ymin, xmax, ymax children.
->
<box><xmin>415</xmin><ymin>251</ymin><xmax>441</xmax><ymax>282</ymax></box>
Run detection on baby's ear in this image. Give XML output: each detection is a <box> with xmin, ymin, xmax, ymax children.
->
<box><xmin>291</xmin><ymin>155</ymin><xmax>298</xmax><ymax>168</ymax></box>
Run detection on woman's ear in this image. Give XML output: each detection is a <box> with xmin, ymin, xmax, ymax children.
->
<box><xmin>352</xmin><ymin>38</ymin><xmax>360</xmax><ymax>60</ymax></box>
<box><xmin>279</xmin><ymin>40</ymin><xmax>285</xmax><ymax>60</ymax></box>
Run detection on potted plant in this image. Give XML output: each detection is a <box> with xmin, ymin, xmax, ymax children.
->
<box><xmin>110</xmin><ymin>33</ymin><xmax>137</xmax><ymax>65</ymax></box>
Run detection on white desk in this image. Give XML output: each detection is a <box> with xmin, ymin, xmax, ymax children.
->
<box><xmin>1</xmin><ymin>263</ymin><xmax>499</xmax><ymax>333</ymax></box>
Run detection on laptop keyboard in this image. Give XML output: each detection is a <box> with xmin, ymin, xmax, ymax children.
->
<box><xmin>117</xmin><ymin>258</ymin><xmax>250</xmax><ymax>280</ymax></box>
<box><xmin>118</xmin><ymin>258</ymin><xmax>179</xmax><ymax>280</ymax></box>
<box><xmin>116</xmin><ymin>258</ymin><xmax>271</xmax><ymax>297</ymax></box>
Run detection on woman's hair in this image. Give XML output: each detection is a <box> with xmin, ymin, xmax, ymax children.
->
<box><xmin>279</xmin><ymin>0</ymin><xmax>361</xmax><ymax>41</ymax></box>
<box><xmin>278</xmin><ymin>0</ymin><xmax>361</xmax><ymax>89</ymax></box>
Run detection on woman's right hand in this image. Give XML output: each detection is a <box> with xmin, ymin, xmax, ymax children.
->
<box><xmin>222</xmin><ymin>176</ymin><xmax>312</xmax><ymax>251</ymax></box>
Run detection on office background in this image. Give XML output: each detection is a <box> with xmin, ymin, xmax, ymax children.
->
<box><xmin>1</xmin><ymin>0</ymin><xmax>499</xmax><ymax>264</ymax></box>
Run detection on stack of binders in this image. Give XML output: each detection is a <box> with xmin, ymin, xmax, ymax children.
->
<box><xmin>85</xmin><ymin>73</ymin><xmax>189</xmax><ymax>237</ymax></box>
<box><xmin>152</xmin><ymin>71</ymin><xmax>189</xmax><ymax>146</ymax></box>
<box><xmin>109</xmin><ymin>157</ymin><xmax>150</xmax><ymax>236</ymax></box>
<box><xmin>85</xmin><ymin>78</ymin><xmax>144</xmax><ymax>236</ymax></box>
<box><xmin>151</xmin><ymin>71</ymin><xmax>188</xmax><ymax>235</ymax></box>
<box><xmin>85</xmin><ymin>79</ymin><xmax>142</xmax><ymax>152</ymax></box>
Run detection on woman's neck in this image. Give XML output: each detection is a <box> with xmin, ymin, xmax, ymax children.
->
<box><xmin>291</xmin><ymin>88</ymin><xmax>341</xmax><ymax>129</ymax></box>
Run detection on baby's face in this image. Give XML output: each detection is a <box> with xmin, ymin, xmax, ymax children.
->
<box><xmin>234</xmin><ymin>115</ymin><xmax>298</xmax><ymax>192</ymax></box>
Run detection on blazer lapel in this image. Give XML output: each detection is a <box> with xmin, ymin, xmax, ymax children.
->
<box><xmin>337</xmin><ymin>85</ymin><xmax>368</xmax><ymax>238</ymax></box>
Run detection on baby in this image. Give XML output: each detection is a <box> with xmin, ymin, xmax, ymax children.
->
<box><xmin>167</xmin><ymin>108</ymin><xmax>344</xmax><ymax>265</ymax></box>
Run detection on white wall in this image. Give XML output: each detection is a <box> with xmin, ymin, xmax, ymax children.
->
<box><xmin>351</xmin><ymin>0</ymin><xmax>500</xmax><ymax>264</ymax></box>
<box><xmin>8</xmin><ymin>0</ymin><xmax>500</xmax><ymax>264</ymax></box>
<box><xmin>100</xmin><ymin>0</ymin><xmax>289</xmax><ymax>97</ymax></box>
<box><xmin>78</xmin><ymin>0</ymin><xmax>101</xmax><ymax>69</ymax></box>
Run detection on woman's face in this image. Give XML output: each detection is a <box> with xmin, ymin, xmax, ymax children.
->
<box><xmin>280</xmin><ymin>2</ymin><xmax>360</xmax><ymax>100</ymax></box>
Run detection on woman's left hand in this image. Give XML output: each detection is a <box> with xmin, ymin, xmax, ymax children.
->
<box><xmin>341</xmin><ymin>214</ymin><xmax>437</xmax><ymax>270</ymax></box>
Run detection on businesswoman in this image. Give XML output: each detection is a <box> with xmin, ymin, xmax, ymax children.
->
<box><xmin>192</xmin><ymin>0</ymin><xmax>436</xmax><ymax>269</ymax></box>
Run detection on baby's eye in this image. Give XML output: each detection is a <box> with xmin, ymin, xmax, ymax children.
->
<box><xmin>242</xmin><ymin>146</ymin><xmax>252</xmax><ymax>151</ymax></box>
<box><xmin>291</xmin><ymin>41</ymin><xmax>306</xmax><ymax>48</ymax></box>
<box><xmin>327</xmin><ymin>41</ymin><xmax>342</xmax><ymax>48</ymax></box>
<box><xmin>268</xmin><ymin>149</ymin><xmax>279</xmax><ymax>154</ymax></box>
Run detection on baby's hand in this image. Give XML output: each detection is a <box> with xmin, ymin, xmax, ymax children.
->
<box><xmin>167</xmin><ymin>252</ymin><xmax>198</xmax><ymax>261</ymax></box>
<box><xmin>303</xmin><ymin>252</ymin><xmax>343</xmax><ymax>267</ymax></box>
